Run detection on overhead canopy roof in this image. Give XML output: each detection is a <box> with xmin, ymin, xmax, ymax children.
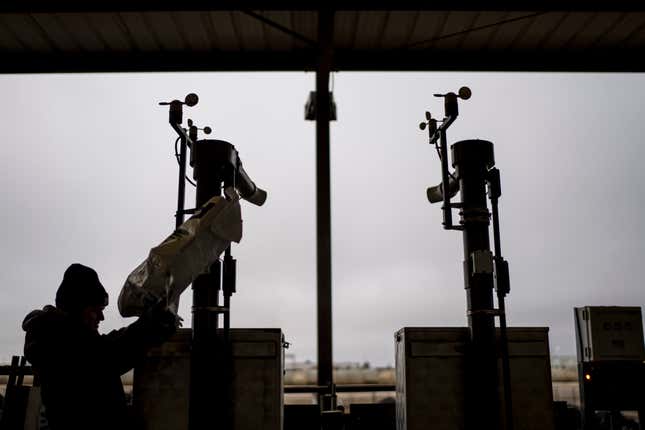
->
<box><xmin>1</xmin><ymin>2</ymin><xmax>645</xmax><ymax>73</ymax></box>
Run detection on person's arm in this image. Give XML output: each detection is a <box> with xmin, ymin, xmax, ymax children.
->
<box><xmin>100</xmin><ymin>304</ymin><xmax>178</xmax><ymax>375</ymax></box>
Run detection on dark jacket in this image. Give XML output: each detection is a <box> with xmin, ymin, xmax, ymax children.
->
<box><xmin>22</xmin><ymin>305</ymin><xmax>171</xmax><ymax>430</ymax></box>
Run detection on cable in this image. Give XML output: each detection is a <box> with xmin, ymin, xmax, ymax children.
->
<box><xmin>434</xmin><ymin>141</ymin><xmax>458</xmax><ymax>182</ymax></box>
<box><xmin>241</xmin><ymin>10</ymin><xmax>316</xmax><ymax>47</ymax></box>
<box><xmin>174</xmin><ymin>136</ymin><xmax>196</xmax><ymax>187</ymax></box>
<box><xmin>174</xmin><ymin>136</ymin><xmax>181</xmax><ymax>160</ymax></box>
<box><xmin>402</xmin><ymin>12</ymin><xmax>547</xmax><ymax>50</ymax></box>
<box><xmin>490</xmin><ymin>193</ymin><xmax>514</xmax><ymax>430</ymax></box>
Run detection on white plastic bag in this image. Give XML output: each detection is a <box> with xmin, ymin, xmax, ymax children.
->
<box><xmin>118</xmin><ymin>189</ymin><xmax>242</xmax><ymax>317</ymax></box>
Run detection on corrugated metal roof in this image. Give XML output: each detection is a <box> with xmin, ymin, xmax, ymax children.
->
<box><xmin>1</xmin><ymin>7</ymin><xmax>644</xmax><ymax>72</ymax></box>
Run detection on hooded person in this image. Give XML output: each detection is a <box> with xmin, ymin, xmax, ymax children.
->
<box><xmin>22</xmin><ymin>263</ymin><xmax>178</xmax><ymax>430</ymax></box>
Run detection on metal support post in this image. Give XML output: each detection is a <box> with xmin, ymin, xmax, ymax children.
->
<box><xmin>316</xmin><ymin>8</ymin><xmax>335</xmax><ymax>411</ymax></box>
<box><xmin>452</xmin><ymin>139</ymin><xmax>500</xmax><ymax>430</ymax></box>
<box><xmin>488</xmin><ymin>168</ymin><xmax>513</xmax><ymax>430</ymax></box>
<box><xmin>176</xmin><ymin>135</ymin><xmax>188</xmax><ymax>229</ymax></box>
<box><xmin>487</xmin><ymin>168</ymin><xmax>515</xmax><ymax>430</ymax></box>
<box><xmin>162</xmin><ymin>94</ymin><xmax>260</xmax><ymax>430</ymax></box>
<box><xmin>439</xmin><ymin>128</ymin><xmax>453</xmax><ymax>228</ymax></box>
<box><xmin>189</xmin><ymin>139</ymin><xmax>226</xmax><ymax>430</ymax></box>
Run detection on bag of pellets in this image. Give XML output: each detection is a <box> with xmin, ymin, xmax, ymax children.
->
<box><xmin>118</xmin><ymin>188</ymin><xmax>243</xmax><ymax>317</ymax></box>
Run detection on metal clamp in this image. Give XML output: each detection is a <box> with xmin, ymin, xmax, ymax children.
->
<box><xmin>460</xmin><ymin>207</ymin><xmax>490</xmax><ymax>224</ymax></box>
<box><xmin>192</xmin><ymin>306</ymin><xmax>229</xmax><ymax>314</ymax></box>
<box><xmin>467</xmin><ymin>309</ymin><xmax>503</xmax><ymax>317</ymax></box>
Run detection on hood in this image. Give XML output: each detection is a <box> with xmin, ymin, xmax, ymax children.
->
<box><xmin>22</xmin><ymin>305</ymin><xmax>70</xmax><ymax>367</ymax></box>
<box><xmin>22</xmin><ymin>305</ymin><xmax>66</xmax><ymax>332</ymax></box>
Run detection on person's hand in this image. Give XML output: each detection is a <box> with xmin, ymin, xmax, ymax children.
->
<box><xmin>141</xmin><ymin>298</ymin><xmax>181</xmax><ymax>341</ymax></box>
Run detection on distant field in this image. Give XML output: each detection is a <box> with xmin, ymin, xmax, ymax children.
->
<box><xmin>1</xmin><ymin>356</ymin><xmax>581</xmax><ymax>408</ymax></box>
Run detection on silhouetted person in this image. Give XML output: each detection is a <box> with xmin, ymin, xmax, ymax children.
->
<box><xmin>22</xmin><ymin>263</ymin><xmax>177</xmax><ymax>430</ymax></box>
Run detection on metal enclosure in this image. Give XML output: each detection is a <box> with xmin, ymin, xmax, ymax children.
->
<box><xmin>395</xmin><ymin>327</ymin><xmax>554</xmax><ymax>430</ymax></box>
<box><xmin>132</xmin><ymin>328</ymin><xmax>284</xmax><ymax>430</ymax></box>
<box><xmin>574</xmin><ymin>306</ymin><xmax>645</xmax><ymax>362</ymax></box>
<box><xmin>574</xmin><ymin>307</ymin><xmax>645</xmax><ymax>428</ymax></box>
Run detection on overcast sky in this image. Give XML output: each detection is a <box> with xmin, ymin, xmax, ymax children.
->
<box><xmin>1</xmin><ymin>72</ymin><xmax>644</xmax><ymax>366</ymax></box>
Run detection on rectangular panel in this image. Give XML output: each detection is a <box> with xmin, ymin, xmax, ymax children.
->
<box><xmin>576</xmin><ymin>306</ymin><xmax>645</xmax><ymax>361</ymax></box>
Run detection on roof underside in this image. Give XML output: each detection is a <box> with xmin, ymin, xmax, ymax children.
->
<box><xmin>2</xmin><ymin>5</ymin><xmax>645</xmax><ymax>73</ymax></box>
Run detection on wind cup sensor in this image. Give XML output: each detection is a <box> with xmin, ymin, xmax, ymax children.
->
<box><xmin>160</xmin><ymin>92</ymin><xmax>267</xmax><ymax>209</ymax></box>
<box><xmin>187</xmin><ymin>119</ymin><xmax>212</xmax><ymax>135</ymax></box>
<box><xmin>159</xmin><ymin>93</ymin><xmax>199</xmax><ymax>106</ymax></box>
<box><xmin>418</xmin><ymin>86</ymin><xmax>514</xmax><ymax>430</ymax></box>
<box><xmin>420</xmin><ymin>86</ymin><xmax>472</xmax><ymax>229</ymax></box>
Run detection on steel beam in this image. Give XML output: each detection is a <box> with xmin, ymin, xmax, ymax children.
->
<box><xmin>315</xmin><ymin>8</ymin><xmax>334</xmax><ymax>406</ymax></box>
<box><xmin>3</xmin><ymin>1</ymin><xmax>645</xmax><ymax>12</ymax></box>
<box><xmin>2</xmin><ymin>49</ymin><xmax>645</xmax><ymax>74</ymax></box>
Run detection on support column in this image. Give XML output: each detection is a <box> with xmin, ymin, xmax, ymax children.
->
<box><xmin>189</xmin><ymin>140</ymin><xmax>225</xmax><ymax>430</ymax></box>
<box><xmin>316</xmin><ymin>8</ymin><xmax>334</xmax><ymax>407</ymax></box>
<box><xmin>452</xmin><ymin>139</ymin><xmax>500</xmax><ymax>430</ymax></box>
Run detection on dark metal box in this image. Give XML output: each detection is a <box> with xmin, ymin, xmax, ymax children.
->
<box><xmin>395</xmin><ymin>327</ymin><xmax>554</xmax><ymax>430</ymax></box>
<box><xmin>133</xmin><ymin>328</ymin><xmax>284</xmax><ymax>430</ymax></box>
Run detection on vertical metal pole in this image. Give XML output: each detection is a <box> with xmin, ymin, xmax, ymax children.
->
<box><xmin>189</xmin><ymin>140</ymin><xmax>224</xmax><ymax>430</ymax></box>
<box><xmin>222</xmin><ymin>174</ymin><xmax>235</xmax><ymax>339</ymax></box>
<box><xmin>316</xmin><ymin>8</ymin><xmax>334</xmax><ymax>408</ymax></box>
<box><xmin>176</xmin><ymin>135</ymin><xmax>187</xmax><ymax>229</ymax></box>
<box><xmin>439</xmin><ymin>128</ymin><xmax>453</xmax><ymax>228</ymax></box>
<box><xmin>491</xmin><ymin>195</ymin><xmax>514</xmax><ymax>430</ymax></box>
<box><xmin>452</xmin><ymin>140</ymin><xmax>500</xmax><ymax>430</ymax></box>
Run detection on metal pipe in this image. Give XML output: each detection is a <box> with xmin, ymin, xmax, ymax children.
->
<box><xmin>170</xmin><ymin>119</ymin><xmax>192</xmax><ymax>229</ymax></box>
<box><xmin>439</xmin><ymin>121</ymin><xmax>454</xmax><ymax>228</ymax></box>
<box><xmin>491</xmin><ymin>198</ymin><xmax>502</xmax><ymax>257</ymax></box>
<box><xmin>491</xmin><ymin>194</ymin><xmax>514</xmax><ymax>430</ymax></box>
<box><xmin>497</xmin><ymin>293</ymin><xmax>513</xmax><ymax>430</ymax></box>
<box><xmin>175</xmin><ymin>134</ymin><xmax>188</xmax><ymax>229</ymax></box>
<box><xmin>284</xmin><ymin>384</ymin><xmax>396</xmax><ymax>394</ymax></box>
<box><xmin>16</xmin><ymin>356</ymin><xmax>27</xmax><ymax>386</ymax></box>
<box><xmin>316</xmin><ymin>8</ymin><xmax>335</xmax><ymax>407</ymax></box>
<box><xmin>7</xmin><ymin>356</ymin><xmax>19</xmax><ymax>388</ymax></box>
<box><xmin>0</xmin><ymin>365</ymin><xmax>32</xmax><ymax>375</ymax></box>
<box><xmin>189</xmin><ymin>139</ymin><xmax>225</xmax><ymax>430</ymax></box>
<box><xmin>452</xmin><ymin>139</ymin><xmax>500</xmax><ymax>430</ymax></box>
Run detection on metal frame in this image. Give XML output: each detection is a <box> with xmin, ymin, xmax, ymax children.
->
<box><xmin>3</xmin><ymin>1</ymin><xmax>645</xmax><ymax>12</ymax></box>
<box><xmin>315</xmin><ymin>8</ymin><xmax>335</xmax><ymax>411</ymax></box>
<box><xmin>2</xmin><ymin>49</ymin><xmax>645</xmax><ymax>74</ymax></box>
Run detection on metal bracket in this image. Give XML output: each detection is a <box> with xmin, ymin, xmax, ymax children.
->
<box><xmin>471</xmin><ymin>250</ymin><xmax>494</xmax><ymax>275</ymax></box>
<box><xmin>192</xmin><ymin>306</ymin><xmax>229</xmax><ymax>314</ymax></box>
<box><xmin>468</xmin><ymin>309</ymin><xmax>503</xmax><ymax>317</ymax></box>
<box><xmin>461</xmin><ymin>207</ymin><xmax>491</xmax><ymax>224</ymax></box>
<box><xmin>176</xmin><ymin>207</ymin><xmax>198</xmax><ymax>217</ymax></box>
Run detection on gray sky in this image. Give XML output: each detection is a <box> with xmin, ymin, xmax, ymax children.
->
<box><xmin>1</xmin><ymin>72</ymin><xmax>644</xmax><ymax>366</ymax></box>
